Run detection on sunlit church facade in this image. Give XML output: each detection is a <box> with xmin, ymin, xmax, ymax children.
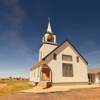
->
<box><xmin>30</xmin><ymin>19</ymin><xmax>88</xmax><ymax>87</ymax></box>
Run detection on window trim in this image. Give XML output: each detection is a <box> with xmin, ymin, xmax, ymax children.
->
<box><xmin>53</xmin><ymin>53</ymin><xmax>57</xmax><ymax>60</ymax></box>
<box><xmin>62</xmin><ymin>55</ymin><xmax>72</xmax><ymax>61</ymax></box>
<box><xmin>76</xmin><ymin>56</ymin><xmax>79</xmax><ymax>63</ymax></box>
<box><xmin>62</xmin><ymin>63</ymin><xmax>73</xmax><ymax>77</ymax></box>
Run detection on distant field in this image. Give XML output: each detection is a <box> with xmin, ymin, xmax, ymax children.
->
<box><xmin>0</xmin><ymin>79</ymin><xmax>33</xmax><ymax>96</ymax></box>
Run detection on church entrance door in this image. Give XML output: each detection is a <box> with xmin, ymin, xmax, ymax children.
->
<box><xmin>41</xmin><ymin>67</ymin><xmax>51</xmax><ymax>81</ymax></box>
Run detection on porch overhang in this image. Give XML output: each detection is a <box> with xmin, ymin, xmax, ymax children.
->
<box><xmin>30</xmin><ymin>60</ymin><xmax>48</xmax><ymax>70</ymax></box>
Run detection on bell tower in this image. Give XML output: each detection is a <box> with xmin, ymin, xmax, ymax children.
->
<box><xmin>39</xmin><ymin>18</ymin><xmax>58</xmax><ymax>61</ymax></box>
<box><xmin>42</xmin><ymin>18</ymin><xmax>56</xmax><ymax>44</ymax></box>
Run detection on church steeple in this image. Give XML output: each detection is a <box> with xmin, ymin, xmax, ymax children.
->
<box><xmin>47</xmin><ymin>18</ymin><xmax>52</xmax><ymax>33</ymax></box>
<box><xmin>39</xmin><ymin>19</ymin><xmax>57</xmax><ymax>60</ymax></box>
<box><xmin>42</xmin><ymin>18</ymin><xmax>57</xmax><ymax>44</ymax></box>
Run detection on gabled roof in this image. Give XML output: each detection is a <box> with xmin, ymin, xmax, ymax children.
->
<box><xmin>31</xmin><ymin>39</ymin><xmax>88</xmax><ymax>70</ymax></box>
<box><xmin>43</xmin><ymin>39</ymin><xmax>88</xmax><ymax>64</ymax></box>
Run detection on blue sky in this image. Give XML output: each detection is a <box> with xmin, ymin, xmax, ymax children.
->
<box><xmin>0</xmin><ymin>0</ymin><xmax>100</xmax><ymax>78</ymax></box>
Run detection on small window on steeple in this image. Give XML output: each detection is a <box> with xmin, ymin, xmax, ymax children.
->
<box><xmin>53</xmin><ymin>53</ymin><xmax>57</xmax><ymax>60</ymax></box>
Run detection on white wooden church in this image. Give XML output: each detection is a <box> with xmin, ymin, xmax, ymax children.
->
<box><xmin>30</xmin><ymin>19</ymin><xmax>88</xmax><ymax>87</ymax></box>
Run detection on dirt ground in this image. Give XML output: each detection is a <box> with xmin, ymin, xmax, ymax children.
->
<box><xmin>0</xmin><ymin>88</ymin><xmax>100</xmax><ymax>100</ymax></box>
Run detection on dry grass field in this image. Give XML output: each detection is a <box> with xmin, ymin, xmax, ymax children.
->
<box><xmin>0</xmin><ymin>80</ymin><xmax>100</xmax><ymax>100</ymax></box>
<box><xmin>0</xmin><ymin>79</ymin><xmax>33</xmax><ymax>96</ymax></box>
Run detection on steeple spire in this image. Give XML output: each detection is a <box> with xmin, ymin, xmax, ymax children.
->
<box><xmin>47</xmin><ymin>17</ymin><xmax>52</xmax><ymax>33</ymax></box>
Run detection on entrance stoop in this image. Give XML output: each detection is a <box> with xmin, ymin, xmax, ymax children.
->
<box><xmin>37</xmin><ymin>82</ymin><xmax>52</xmax><ymax>88</ymax></box>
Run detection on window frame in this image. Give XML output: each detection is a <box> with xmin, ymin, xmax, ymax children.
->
<box><xmin>62</xmin><ymin>55</ymin><xmax>72</xmax><ymax>61</ymax></box>
<box><xmin>76</xmin><ymin>56</ymin><xmax>79</xmax><ymax>63</ymax></box>
<box><xmin>62</xmin><ymin>63</ymin><xmax>73</xmax><ymax>77</ymax></box>
<box><xmin>53</xmin><ymin>53</ymin><xmax>57</xmax><ymax>60</ymax></box>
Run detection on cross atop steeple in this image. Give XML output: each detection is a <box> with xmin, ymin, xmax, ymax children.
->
<box><xmin>47</xmin><ymin>17</ymin><xmax>52</xmax><ymax>33</ymax></box>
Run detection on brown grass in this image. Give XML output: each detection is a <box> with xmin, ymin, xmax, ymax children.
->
<box><xmin>0</xmin><ymin>79</ymin><xmax>33</xmax><ymax>96</ymax></box>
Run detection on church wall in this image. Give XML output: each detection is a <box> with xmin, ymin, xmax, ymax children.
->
<box><xmin>30</xmin><ymin>67</ymin><xmax>41</xmax><ymax>82</ymax></box>
<box><xmin>39</xmin><ymin>43</ymin><xmax>57</xmax><ymax>61</ymax></box>
<box><xmin>48</xmin><ymin>45</ymin><xmax>88</xmax><ymax>83</ymax></box>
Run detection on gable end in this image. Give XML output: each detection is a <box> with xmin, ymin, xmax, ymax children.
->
<box><xmin>42</xmin><ymin>39</ymin><xmax>88</xmax><ymax>65</ymax></box>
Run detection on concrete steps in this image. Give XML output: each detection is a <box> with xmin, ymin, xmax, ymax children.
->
<box><xmin>37</xmin><ymin>82</ymin><xmax>47</xmax><ymax>88</ymax></box>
